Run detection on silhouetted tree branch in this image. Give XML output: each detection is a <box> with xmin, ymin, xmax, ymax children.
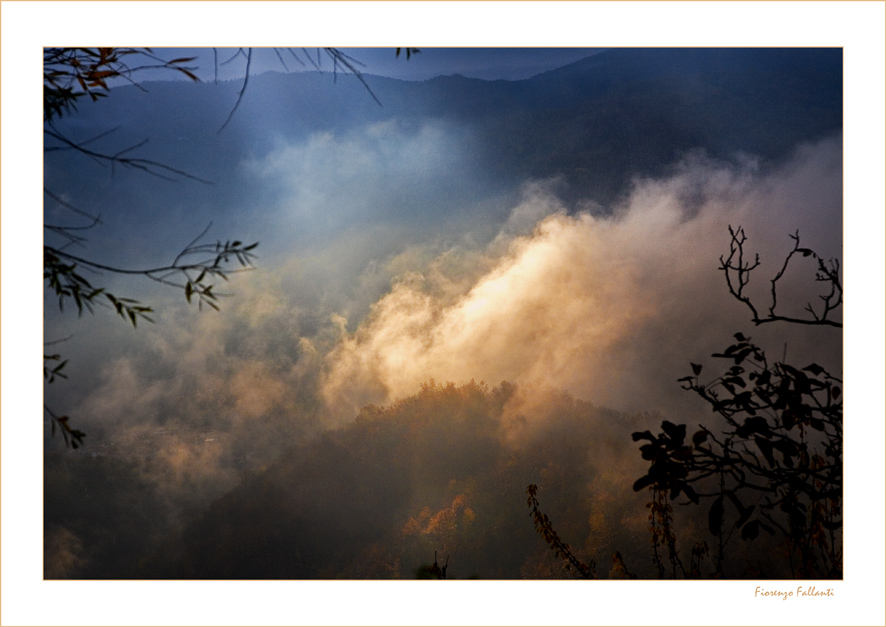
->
<box><xmin>396</xmin><ymin>48</ymin><xmax>421</xmax><ymax>61</ymax></box>
<box><xmin>216</xmin><ymin>47</ymin><xmax>253</xmax><ymax>133</ymax></box>
<box><xmin>527</xmin><ymin>224</ymin><xmax>842</xmax><ymax>579</ymax></box>
<box><xmin>45</xmin><ymin>224</ymin><xmax>257</xmax><ymax>320</ymax></box>
<box><xmin>215</xmin><ymin>47</ymin><xmax>420</xmax><ymax>132</ymax></box>
<box><xmin>44</xmin><ymin>403</ymin><xmax>86</xmax><ymax>450</ymax></box>
<box><xmin>721</xmin><ymin>226</ymin><xmax>842</xmax><ymax>328</ymax></box>
<box><xmin>44</xmin><ymin>47</ymin><xmax>198</xmax><ymax>122</ymax></box>
<box><xmin>626</xmin><ymin>227</ymin><xmax>843</xmax><ymax>578</ymax></box>
<box><xmin>633</xmin><ymin>331</ymin><xmax>842</xmax><ymax>578</ymax></box>
<box><xmin>526</xmin><ymin>484</ymin><xmax>596</xmax><ymax>578</ymax></box>
<box><xmin>44</xmin><ymin>48</ymin><xmax>254</xmax><ymax>447</ymax></box>
<box><xmin>44</xmin><ymin>128</ymin><xmax>213</xmax><ymax>184</ymax></box>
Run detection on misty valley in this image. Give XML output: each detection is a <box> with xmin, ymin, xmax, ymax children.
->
<box><xmin>43</xmin><ymin>47</ymin><xmax>843</xmax><ymax>581</ymax></box>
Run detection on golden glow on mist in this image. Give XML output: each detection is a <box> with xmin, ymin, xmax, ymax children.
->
<box><xmin>321</xmin><ymin>138</ymin><xmax>842</xmax><ymax>417</ymax></box>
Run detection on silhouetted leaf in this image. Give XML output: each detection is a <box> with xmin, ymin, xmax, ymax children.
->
<box><xmin>665</xmin><ymin>481</ymin><xmax>680</xmax><ymax>500</ymax></box>
<box><xmin>661</xmin><ymin>421</ymin><xmax>686</xmax><ymax>446</ymax></box>
<box><xmin>741</xmin><ymin>520</ymin><xmax>760</xmax><ymax>540</ymax></box>
<box><xmin>737</xmin><ymin>416</ymin><xmax>770</xmax><ymax>438</ymax></box>
<box><xmin>632</xmin><ymin>475</ymin><xmax>655</xmax><ymax>492</ymax></box>
<box><xmin>755</xmin><ymin>369</ymin><xmax>771</xmax><ymax>386</ymax></box>
<box><xmin>639</xmin><ymin>444</ymin><xmax>658</xmax><ymax>460</ymax></box>
<box><xmin>692</xmin><ymin>430</ymin><xmax>709</xmax><ymax>446</ymax></box>
<box><xmin>691</xmin><ymin>362</ymin><xmax>703</xmax><ymax>376</ymax></box>
<box><xmin>724</xmin><ymin>375</ymin><xmax>746</xmax><ymax>388</ymax></box>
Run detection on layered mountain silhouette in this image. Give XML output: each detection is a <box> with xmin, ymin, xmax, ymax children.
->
<box><xmin>52</xmin><ymin>48</ymin><xmax>841</xmax><ymax>209</ymax></box>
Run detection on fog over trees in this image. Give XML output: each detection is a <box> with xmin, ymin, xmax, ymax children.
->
<box><xmin>39</xmin><ymin>46</ymin><xmax>848</xmax><ymax>587</ymax></box>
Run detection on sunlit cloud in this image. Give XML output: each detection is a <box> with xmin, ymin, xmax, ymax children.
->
<box><xmin>321</xmin><ymin>136</ymin><xmax>842</xmax><ymax>418</ymax></box>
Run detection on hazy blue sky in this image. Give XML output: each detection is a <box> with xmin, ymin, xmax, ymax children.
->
<box><xmin>151</xmin><ymin>47</ymin><xmax>607</xmax><ymax>82</ymax></box>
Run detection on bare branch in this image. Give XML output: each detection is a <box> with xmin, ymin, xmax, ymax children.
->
<box><xmin>214</xmin><ymin>47</ymin><xmax>407</xmax><ymax>132</ymax></box>
<box><xmin>323</xmin><ymin>48</ymin><xmax>382</xmax><ymax>107</ymax></box>
<box><xmin>45</xmin><ymin>127</ymin><xmax>213</xmax><ymax>184</ymax></box>
<box><xmin>272</xmin><ymin>48</ymin><xmax>289</xmax><ymax>72</ymax></box>
<box><xmin>217</xmin><ymin>48</ymin><xmax>252</xmax><ymax>134</ymax></box>
<box><xmin>720</xmin><ymin>226</ymin><xmax>842</xmax><ymax>328</ymax></box>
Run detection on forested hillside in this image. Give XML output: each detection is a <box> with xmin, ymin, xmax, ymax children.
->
<box><xmin>51</xmin><ymin>381</ymin><xmax>660</xmax><ymax>578</ymax></box>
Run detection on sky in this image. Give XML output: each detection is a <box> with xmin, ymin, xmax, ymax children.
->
<box><xmin>3</xmin><ymin>1</ymin><xmax>886</xmax><ymax>625</ymax></box>
<box><xmin>149</xmin><ymin>47</ymin><xmax>608</xmax><ymax>82</ymax></box>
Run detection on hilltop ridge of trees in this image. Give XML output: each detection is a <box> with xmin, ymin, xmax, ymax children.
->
<box><xmin>50</xmin><ymin>380</ymin><xmax>655</xmax><ymax>579</ymax></box>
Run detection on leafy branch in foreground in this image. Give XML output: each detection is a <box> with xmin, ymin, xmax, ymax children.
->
<box><xmin>526</xmin><ymin>484</ymin><xmax>596</xmax><ymax>578</ymax></box>
<box><xmin>45</xmin><ymin>224</ymin><xmax>258</xmax><ymax>320</ymax></box>
<box><xmin>44</xmin><ymin>47</ymin><xmax>198</xmax><ymax>122</ymax></box>
<box><xmin>632</xmin><ymin>332</ymin><xmax>842</xmax><ymax>578</ymax></box>
<box><xmin>43</xmin><ymin>46</ymin><xmax>408</xmax><ymax>448</ymax></box>
<box><xmin>721</xmin><ymin>226</ymin><xmax>842</xmax><ymax>328</ymax></box>
<box><xmin>630</xmin><ymin>230</ymin><xmax>841</xmax><ymax>579</ymax></box>
<box><xmin>43</xmin><ymin>353</ymin><xmax>69</xmax><ymax>384</ymax></box>
<box><xmin>44</xmin><ymin>222</ymin><xmax>257</xmax><ymax>448</ymax></box>
<box><xmin>44</xmin><ymin>404</ymin><xmax>86</xmax><ymax>450</ymax></box>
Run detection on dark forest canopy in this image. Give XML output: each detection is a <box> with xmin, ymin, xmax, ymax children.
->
<box><xmin>47</xmin><ymin>378</ymin><xmax>820</xmax><ymax>580</ymax></box>
<box><xmin>48</xmin><ymin>380</ymin><xmax>655</xmax><ymax>579</ymax></box>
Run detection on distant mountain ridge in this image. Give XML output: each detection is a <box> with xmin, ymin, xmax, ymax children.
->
<box><xmin>57</xmin><ymin>48</ymin><xmax>841</xmax><ymax>210</ymax></box>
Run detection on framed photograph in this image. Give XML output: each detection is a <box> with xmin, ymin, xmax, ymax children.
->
<box><xmin>3</xmin><ymin>2</ymin><xmax>883</xmax><ymax>625</ymax></box>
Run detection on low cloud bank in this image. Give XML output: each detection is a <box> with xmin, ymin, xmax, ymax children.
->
<box><xmin>321</xmin><ymin>135</ymin><xmax>842</xmax><ymax>418</ymax></box>
<box><xmin>45</xmin><ymin>134</ymin><xmax>841</xmax><ymax>578</ymax></box>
